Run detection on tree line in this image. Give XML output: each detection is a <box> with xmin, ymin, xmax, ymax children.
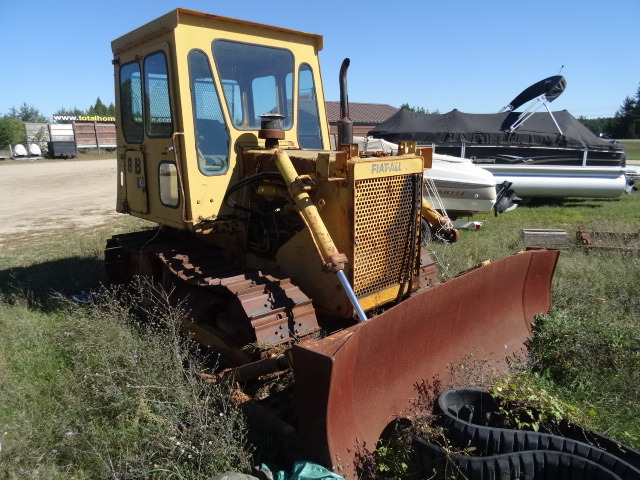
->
<box><xmin>0</xmin><ymin>98</ymin><xmax>115</xmax><ymax>148</ymax></box>
<box><xmin>579</xmin><ymin>83</ymin><xmax>640</xmax><ymax>138</ymax></box>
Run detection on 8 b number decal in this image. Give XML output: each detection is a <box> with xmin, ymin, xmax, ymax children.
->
<box><xmin>127</xmin><ymin>157</ymin><xmax>142</xmax><ymax>174</ymax></box>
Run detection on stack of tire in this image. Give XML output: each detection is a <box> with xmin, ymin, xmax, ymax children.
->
<box><xmin>414</xmin><ymin>388</ymin><xmax>640</xmax><ymax>479</ymax></box>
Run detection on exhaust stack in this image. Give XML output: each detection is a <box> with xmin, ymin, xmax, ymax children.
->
<box><xmin>337</xmin><ymin>58</ymin><xmax>353</xmax><ymax>147</ymax></box>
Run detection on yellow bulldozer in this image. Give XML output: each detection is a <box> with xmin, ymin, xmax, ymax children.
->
<box><xmin>105</xmin><ymin>8</ymin><xmax>558</xmax><ymax>475</ymax></box>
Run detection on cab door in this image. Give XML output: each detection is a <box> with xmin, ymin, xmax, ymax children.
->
<box><xmin>123</xmin><ymin>148</ymin><xmax>148</xmax><ymax>213</ymax></box>
<box><xmin>117</xmin><ymin>45</ymin><xmax>175</xmax><ymax>216</ymax></box>
<box><xmin>118</xmin><ymin>59</ymin><xmax>147</xmax><ymax>214</ymax></box>
<box><xmin>140</xmin><ymin>48</ymin><xmax>176</xmax><ymax>215</ymax></box>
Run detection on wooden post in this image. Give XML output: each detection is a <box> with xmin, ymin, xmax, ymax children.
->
<box><xmin>94</xmin><ymin>121</ymin><xmax>100</xmax><ymax>155</ymax></box>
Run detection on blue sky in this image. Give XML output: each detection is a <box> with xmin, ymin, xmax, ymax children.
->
<box><xmin>1</xmin><ymin>0</ymin><xmax>638</xmax><ymax>119</ymax></box>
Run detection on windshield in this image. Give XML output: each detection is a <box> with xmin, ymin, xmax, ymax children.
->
<box><xmin>213</xmin><ymin>40</ymin><xmax>293</xmax><ymax>130</ymax></box>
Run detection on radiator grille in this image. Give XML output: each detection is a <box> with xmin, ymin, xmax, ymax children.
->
<box><xmin>353</xmin><ymin>173</ymin><xmax>421</xmax><ymax>298</ymax></box>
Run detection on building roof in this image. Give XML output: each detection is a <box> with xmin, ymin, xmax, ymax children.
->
<box><xmin>325</xmin><ymin>102</ymin><xmax>398</xmax><ymax>124</ymax></box>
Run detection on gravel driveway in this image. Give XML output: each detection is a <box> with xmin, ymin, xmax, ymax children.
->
<box><xmin>0</xmin><ymin>158</ymin><xmax>119</xmax><ymax>237</ymax></box>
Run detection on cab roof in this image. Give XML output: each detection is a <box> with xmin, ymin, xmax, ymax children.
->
<box><xmin>111</xmin><ymin>8</ymin><xmax>324</xmax><ymax>55</ymax></box>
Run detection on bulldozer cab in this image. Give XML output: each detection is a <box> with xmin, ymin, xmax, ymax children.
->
<box><xmin>112</xmin><ymin>8</ymin><xmax>329</xmax><ymax>228</ymax></box>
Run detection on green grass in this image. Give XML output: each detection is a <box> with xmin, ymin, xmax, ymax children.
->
<box><xmin>0</xmin><ymin>287</ymin><xmax>252</xmax><ymax>479</ymax></box>
<box><xmin>0</xmin><ymin>218</ymin><xmax>253</xmax><ymax>479</ymax></box>
<box><xmin>1</xmin><ymin>192</ymin><xmax>639</xmax><ymax>478</ymax></box>
<box><xmin>0</xmin><ymin>216</ymin><xmax>149</xmax><ymax>309</ymax></box>
<box><xmin>620</xmin><ymin>140</ymin><xmax>640</xmax><ymax>160</ymax></box>
<box><xmin>424</xmin><ymin>194</ymin><xmax>640</xmax><ymax>447</ymax></box>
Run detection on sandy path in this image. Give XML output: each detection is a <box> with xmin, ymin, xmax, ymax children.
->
<box><xmin>0</xmin><ymin>159</ymin><xmax>120</xmax><ymax>236</ymax></box>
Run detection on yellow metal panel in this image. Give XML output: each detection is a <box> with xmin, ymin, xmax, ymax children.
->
<box><xmin>348</xmin><ymin>154</ymin><xmax>423</xmax><ymax>308</ymax></box>
<box><xmin>112</xmin><ymin>8</ymin><xmax>323</xmax><ymax>55</ymax></box>
<box><xmin>353</xmin><ymin>156</ymin><xmax>423</xmax><ymax>180</ymax></box>
<box><xmin>113</xmin><ymin>37</ymin><xmax>187</xmax><ymax>230</ymax></box>
<box><xmin>352</xmin><ymin>172</ymin><xmax>421</xmax><ymax>299</ymax></box>
<box><xmin>358</xmin><ymin>284</ymin><xmax>401</xmax><ymax>311</ymax></box>
<box><xmin>419</xmin><ymin>147</ymin><xmax>433</xmax><ymax>169</ymax></box>
<box><xmin>123</xmin><ymin>149</ymin><xmax>148</xmax><ymax>214</ymax></box>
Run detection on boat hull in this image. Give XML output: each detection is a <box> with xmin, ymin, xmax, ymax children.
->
<box><xmin>427</xmin><ymin>145</ymin><xmax>629</xmax><ymax>198</ymax></box>
<box><xmin>481</xmin><ymin>164</ymin><xmax>627</xmax><ymax>198</ymax></box>
<box><xmin>425</xmin><ymin>155</ymin><xmax>497</xmax><ymax>218</ymax></box>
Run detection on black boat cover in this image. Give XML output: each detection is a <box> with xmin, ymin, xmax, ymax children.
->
<box><xmin>369</xmin><ymin>109</ymin><xmax>622</xmax><ymax>150</ymax></box>
<box><xmin>505</xmin><ymin>75</ymin><xmax>566</xmax><ymax>111</ymax></box>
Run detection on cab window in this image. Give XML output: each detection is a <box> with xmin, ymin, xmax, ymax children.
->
<box><xmin>213</xmin><ymin>40</ymin><xmax>293</xmax><ymax>130</ymax></box>
<box><xmin>158</xmin><ymin>162</ymin><xmax>179</xmax><ymax>207</ymax></box>
<box><xmin>119</xmin><ymin>62</ymin><xmax>143</xmax><ymax>143</ymax></box>
<box><xmin>144</xmin><ymin>51</ymin><xmax>173</xmax><ymax>137</ymax></box>
<box><xmin>188</xmin><ymin>50</ymin><xmax>230</xmax><ymax>175</ymax></box>
<box><xmin>297</xmin><ymin>64</ymin><xmax>322</xmax><ymax>149</ymax></box>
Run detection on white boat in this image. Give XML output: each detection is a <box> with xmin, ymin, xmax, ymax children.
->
<box><xmin>425</xmin><ymin>153</ymin><xmax>501</xmax><ymax>219</ymax></box>
<box><xmin>354</xmin><ymin>137</ymin><xmax>515</xmax><ymax>219</ymax></box>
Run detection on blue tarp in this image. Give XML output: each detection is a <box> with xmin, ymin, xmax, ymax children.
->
<box><xmin>271</xmin><ymin>462</ymin><xmax>344</xmax><ymax>480</ymax></box>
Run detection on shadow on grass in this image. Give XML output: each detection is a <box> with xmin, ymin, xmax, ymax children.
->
<box><xmin>0</xmin><ymin>256</ymin><xmax>105</xmax><ymax>309</ymax></box>
<box><xmin>518</xmin><ymin>197</ymin><xmax>621</xmax><ymax>209</ymax></box>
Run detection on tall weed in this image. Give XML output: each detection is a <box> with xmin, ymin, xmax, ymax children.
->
<box><xmin>0</xmin><ymin>282</ymin><xmax>252</xmax><ymax>479</ymax></box>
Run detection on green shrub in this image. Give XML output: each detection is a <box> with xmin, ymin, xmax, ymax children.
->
<box><xmin>489</xmin><ymin>373</ymin><xmax>580</xmax><ymax>432</ymax></box>
<box><xmin>0</xmin><ymin>118</ymin><xmax>25</xmax><ymax>147</ymax></box>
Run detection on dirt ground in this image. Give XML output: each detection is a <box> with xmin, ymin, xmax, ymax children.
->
<box><xmin>0</xmin><ymin>158</ymin><xmax>119</xmax><ymax>237</ymax></box>
<box><xmin>1</xmin><ymin>157</ymin><xmax>637</xmax><ymax>239</ymax></box>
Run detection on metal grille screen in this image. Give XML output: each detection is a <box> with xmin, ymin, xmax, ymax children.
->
<box><xmin>353</xmin><ymin>174</ymin><xmax>421</xmax><ymax>297</ymax></box>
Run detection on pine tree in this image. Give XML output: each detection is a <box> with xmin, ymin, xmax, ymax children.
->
<box><xmin>400</xmin><ymin>103</ymin><xmax>438</xmax><ymax>114</ymax></box>
<box><xmin>88</xmin><ymin>97</ymin><xmax>109</xmax><ymax>116</ymax></box>
<box><xmin>7</xmin><ymin>103</ymin><xmax>47</xmax><ymax>123</ymax></box>
<box><xmin>612</xmin><ymin>88</ymin><xmax>639</xmax><ymax>138</ymax></box>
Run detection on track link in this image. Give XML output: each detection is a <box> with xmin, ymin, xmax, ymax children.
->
<box><xmin>105</xmin><ymin>228</ymin><xmax>320</xmax><ymax>364</ymax></box>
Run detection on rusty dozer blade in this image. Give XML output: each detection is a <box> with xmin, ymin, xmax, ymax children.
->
<box><xmin>292</xmin><ymin>248</ymin><xmax>559</xmax><ymax>475</ymax></box>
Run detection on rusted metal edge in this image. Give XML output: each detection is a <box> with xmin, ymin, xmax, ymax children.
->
<box><xmin>107</xmin><ymin>229</ymin><xmax>321</xmax><ymax>355</ymax></box>
<box><xmin>576</xmin><ymin>228</ymin><xmax>640</xmax><ymax>252</ymax></box>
